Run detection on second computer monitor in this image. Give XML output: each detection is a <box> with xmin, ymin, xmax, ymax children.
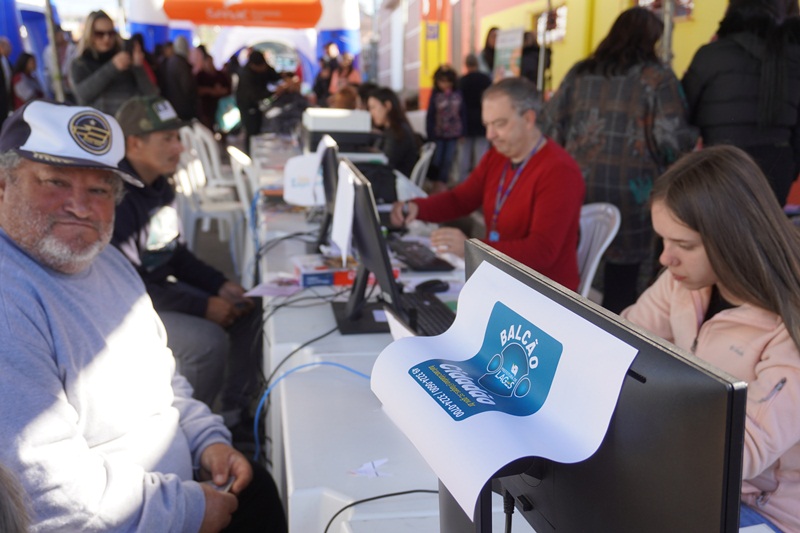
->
<box><xmin>330</xmin><ymin>159</ymin><xmax>406</xmax><ymax>334</ymax></box>
<box><xmin>312</xmin><ymin>138</ymin><xmax>340</xmax><ymax>252</ymax></box>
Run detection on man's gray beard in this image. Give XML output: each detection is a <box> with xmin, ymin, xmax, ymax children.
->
<box><xmin>35</xmin><ymin>231</ymin><xmax>110</xmax><ymax>274</ymax></box>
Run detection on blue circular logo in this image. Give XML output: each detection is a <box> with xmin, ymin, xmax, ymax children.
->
<box><xmin>69</xmin><ymin>111</ymin><xmax>113</xmax><ymax>156</ymax></box>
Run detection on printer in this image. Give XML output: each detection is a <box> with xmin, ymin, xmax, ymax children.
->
<box><xmin>301</xmin><ymin>108</ymin><xmax>378</xmax><ymax>153</ymax></box>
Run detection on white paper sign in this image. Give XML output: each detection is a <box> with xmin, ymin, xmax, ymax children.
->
<box><xmin>330</xmin><ymin>160</ymin><xmax>356</xmax><ymax>267</ymax></box>
<box><xmin>281</xmin><ymin>154</ymin><xmax>325</xmax><ymax>206</ymax></box>
<box><xmin>371</xmin><ymin>261</ymin><xmax>638</xmax><ymax>518</ymax></box>
<box><xmin>282</xmin><ymin>135</ymin><xmax>337</xmax><ymax>207</ymax></box>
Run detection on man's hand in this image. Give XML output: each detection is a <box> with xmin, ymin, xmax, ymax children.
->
<box><xmin>199</xmin><ymin>442</ymin><xmax>254</xmax><ymax>495</ymax></box>
<box><xmin>390</xmin><ymin>201</ymin><xmax>419</xmax><ymax>227</ymax></box>
<box><xmin>199</xmin><ymin>483</ymin><xmax>238</xmax><ymax>533</ymax></box>
<box><xmin>111</xmin><ymin>51</ymin><xmax>132</xmax><ymax>71</ymax></box>
<box><xmin>218</xmin><ymin>281</ymin><xmax>255</xmax><ymax>313</ymax></box>
<box><xmin>205</xmin><ymin>296</ymin><xmax>242</xmax><ymax>328</ymax></box>
<box><xmin>197</xmin><ymin>443</ymin><xmax>252</xmax><ymax>533</ymax></box>
<box><xmin>430</xmin><ymin>227</ymin><xmax>468</xmax><ymax>258</ymax></box>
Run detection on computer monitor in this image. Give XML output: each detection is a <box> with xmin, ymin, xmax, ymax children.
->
<box><xmin>330</xmin><ymin>159</ymin><xmax>406</xmax><ymax>335</ymax></box>
<box><xmin>438</xmin><ymin>240</ymin><xmax>747</xmax><ymax>533</ymax></box>
<box><xmin>312</xmin><ymin>136</ymin><xmax>340</xmax><ymax>252</ymax></box>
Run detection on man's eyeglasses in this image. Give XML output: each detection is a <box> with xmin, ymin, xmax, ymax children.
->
<box><xmin>93</xmin><ymin>30</ymin><xmax>117</xmax><ymax>39</ymax></box>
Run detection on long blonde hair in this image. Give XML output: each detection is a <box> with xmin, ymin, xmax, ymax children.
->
<box><xmin>76</xmin><ymin>10</ymin><xmax>122</xmax><ymax>57</ymax></box>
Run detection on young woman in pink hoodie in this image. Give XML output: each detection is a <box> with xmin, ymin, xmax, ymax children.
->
<box><xmin>623</xmin><ymin>145</ymin><xmax>800</xmax><ymax>532</ymax></box>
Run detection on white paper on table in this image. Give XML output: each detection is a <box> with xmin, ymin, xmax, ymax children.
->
<box><xmin>245</xmin><ymin>273</ymin><xmax>302</xmax><ymax>297</ymax></box>
<box><xmin>371</xmin><ymin>261</ymin><xmax>638</xmax><ymax>518</ymax></box>
<box><xmin>330</xmin><ymin>160</ymin><xmax>356</xmax><ymax>267</ymax></box>
<box><xmin>349</xmin><ymin>458</ymin><xmax>392</xmax><ymax>478</ymax></box>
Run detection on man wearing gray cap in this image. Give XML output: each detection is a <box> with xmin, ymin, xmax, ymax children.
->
<box><xmin>112</xmin><ymin>95</ymin><xmax>262</xmax><ymax>436</ymax></box>
<box><xmin>0</xmin><ymin>100</ymin><xmax>286</xmax><ymax>532</ymax></box>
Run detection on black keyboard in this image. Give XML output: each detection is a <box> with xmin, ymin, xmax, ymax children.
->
<box><xmin>388</xmin><ymin>239</ymin><xmax>455</xmax><ymax>272</ymax></box>
<box><xmin>398</xmin><ymin>292</ymin><xmax>456</xmax><ymax>336</ymax></box>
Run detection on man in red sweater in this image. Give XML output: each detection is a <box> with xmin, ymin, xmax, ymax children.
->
<box><xmin>391</xmin><ymin>76</ymin><xmax>585</xmax><ymax>291</ymax></box>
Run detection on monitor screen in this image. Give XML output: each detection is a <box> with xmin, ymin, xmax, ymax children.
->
<box><xmin>438</xmin><ymin>240</ymin><xmax>747</xmax><ymax>533</ymax></box>
<box><xmin>330</xmin><ymin>159</ymin><xmax>406</xmax><ymax>335</ymax></box>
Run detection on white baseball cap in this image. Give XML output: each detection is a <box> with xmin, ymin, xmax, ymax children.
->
<box><xmin>0</xmin><ymin>99</ymin><xmax>141</xmax><ymax>186</ymax></box>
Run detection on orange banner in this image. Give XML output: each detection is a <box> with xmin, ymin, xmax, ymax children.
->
<box><xmin>162</xmin><ymin>0</ymin><xmax>323</xmax><ymax>28</ymax></box>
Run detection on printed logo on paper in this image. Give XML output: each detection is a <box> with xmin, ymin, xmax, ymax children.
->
<box><xmin>408</xmin><ymin>301</ymin><xmax>562</xmax><ymax>420</ymax></box>
<box><xmin>69</xmin><ymin>111</ymin><xmax>113</xmax><ymax>155</ymax></box>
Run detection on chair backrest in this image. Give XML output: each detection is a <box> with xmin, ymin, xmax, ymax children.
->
<box><xmin>409</xmin><ymin>142</ymin><xmax>436</xmax><ymax>188</ymax></box>
<box><xmin>227</xmin><ymin>145</ymin><xmax>256</xmax><ymax>223</ymax></box>
<box><xmin>179</xmin><ymin>126</ymin><xmax>196</xmax><ymax>154</ymax></box>
<box><xmin>577</xmin><ymin>202</ymin><xmax>621</xmax><ymax>298</ymax></box>
<box><xmin>174</xmin><ymin>153</ymin><xmax>203</xmax><ymax>212</ymax></box>
<box><xmin>192</xmin><ymin>122</ymin><xmax>233</xmax><ymax>187</ymax></box>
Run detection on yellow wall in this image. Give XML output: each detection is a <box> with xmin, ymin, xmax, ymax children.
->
<box><xmin>671</xmin><ymin>2</ymin><xmax>727</xmax><ymax>77</ymax></box>
<box><xmin>477</xmin><ymin>0</ymin><xmax>729</xmax><ymax>89</ymax></box>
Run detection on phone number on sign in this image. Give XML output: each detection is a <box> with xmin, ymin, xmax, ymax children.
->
<box><xmin>411</xmin><ymin>367</ymin><xmax>440</xmax><ymax>394</ymax></box>
<box><xmin>411</xmin><ymin>367</ymin><xmax>464</xmax><ymax>417</ymax></box>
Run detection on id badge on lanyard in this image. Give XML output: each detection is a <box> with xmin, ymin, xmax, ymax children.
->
<box><xmin>488</xmin><ymin>136</ymin><xmax>545</xmax><ymax>243</ymax></box>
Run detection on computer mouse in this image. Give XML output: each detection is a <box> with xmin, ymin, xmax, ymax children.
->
<box><xmin>415</xmin><ymin>279</ymin><xmax>450</xmax><ymax>293</ymax></box>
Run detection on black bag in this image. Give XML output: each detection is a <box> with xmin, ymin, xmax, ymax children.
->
<box><xmin>353</xmin><ymin>162</ymin><xmax>398</xmax><ymax>205</ymax></box>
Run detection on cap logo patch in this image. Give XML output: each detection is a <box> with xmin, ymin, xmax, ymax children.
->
<box><xmin>152</xmin><ymin>100</ymin><xmax>179</xmax><ymax>122</ymax></box>
<box><xmin>69</xmin><ymin>111</ymin><xmax>113</xmax><ymax>156</ymax></box>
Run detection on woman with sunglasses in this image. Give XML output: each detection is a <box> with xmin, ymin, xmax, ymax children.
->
<box><xmin>69</xmin><ymin>10</ymin><xmax>156</xmax><ymax>115</ymax></box>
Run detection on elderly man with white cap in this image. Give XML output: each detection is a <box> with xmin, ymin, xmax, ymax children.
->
<box><xmin>0</xmin><ymin>100</ymin><xmax>286</xmax><ymax>533</ymax></box>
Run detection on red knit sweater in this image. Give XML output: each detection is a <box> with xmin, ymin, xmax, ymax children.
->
<box><xmin>414</xmin><ymin>141</ymin><xmax>585</xmax><ymax>291</ymax></box>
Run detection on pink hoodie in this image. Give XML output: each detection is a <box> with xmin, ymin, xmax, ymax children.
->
<box><xmin>623</xmin><ymin>271</ymin><xmax>800</xmax><ymax>533</ymax></box>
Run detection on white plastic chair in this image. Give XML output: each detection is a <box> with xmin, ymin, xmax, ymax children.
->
<box><xmin>174</xmin><ymin>152</ymin><xmax>246</xmax><ymax>276</ymax></box>
<box><xmin>409</xmin><ymin>142</ymin><xmax>436</xmax><ymax>188</ymax></box>
<box><xmin>178</xmin><ymin>125</ymin><xmax>197</xmax><ymax>158</ymax></box>
<box><xmin>180</xmin><ymin>125</ymin><xmax>235</xmax><ymax>202</ymax></box>
<box><xmin>577</xmin><ymin>202</ymin><xmax>621</xmax><ymax>298</ymax></box>
<box><xmin>226</xmin><ymin>146</ymin><xmax>259</xmax><ymax>223</ymax></box>
<box><xmin>227</xmin><ymin>146</ymin><xmax>264</xmax><ymax>288</ymax></box>
<box><xmin>192</xmin><ymin>121</ymin><xmax>236</xmax><ymax>189</ymax></box>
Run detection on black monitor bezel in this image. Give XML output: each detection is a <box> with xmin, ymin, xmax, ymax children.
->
<box><xmin>438</xmin><ymin>239</ymin><xmax>747</xmax><ymax>533</ymax></box>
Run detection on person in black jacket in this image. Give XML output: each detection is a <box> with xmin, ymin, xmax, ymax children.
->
<box><xmin>682</xmin><ymin>0</ymin><xmax>800</xmax><ymax>205</ymax></box>
<box><xmin>457</xmin><ymin>53</ymin><xmax>492</xmax><ymax>182</ymax></box>
<box><xmin>113</xmin><ymin>95</ymin><xmax>262</xmax><ymax>435</ymax></box>
<box><xmin>367</xmin><ymin>86</ymin><xmax>420</xmax><ymax>177</ymax></box>
<box><xmin>158</xmin><ymin>35</ymin><xmax>196</xmax><ymax>121</ymax></box>
<box><xmin>235</xmin><ymin>50</ymin><xmax>281</xmax><ymax>154</ymax></box>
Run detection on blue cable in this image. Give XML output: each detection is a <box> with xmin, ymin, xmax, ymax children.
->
<box><xmin>252</xmin><ymin>361</ymin><xmax>371</xmax><ymax>461</ymax></box>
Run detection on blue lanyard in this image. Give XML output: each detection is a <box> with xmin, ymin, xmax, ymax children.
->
<box><xmin>489</xmin><ymin>136</ymin><xmax>546</xmax><ymax>241</ymax></box>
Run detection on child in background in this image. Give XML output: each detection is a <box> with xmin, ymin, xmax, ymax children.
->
<box><xmin>425</xmin><ymin>65</ymin><xmax>466</xmax><ymax>193</ymax></box>
<box><xmin>11</xmin><ymin>53</ymin><xmax>44</xmax><ymax>109</ymax></box>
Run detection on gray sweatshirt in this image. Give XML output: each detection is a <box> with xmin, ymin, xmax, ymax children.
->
<box><xmin>0</xmin><ymin>229</ymin><xmax>231</xmax><ymax>532</ymax></box>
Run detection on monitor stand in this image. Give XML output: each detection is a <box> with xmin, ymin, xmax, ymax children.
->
<box><xmin>331</xmin><ymin>264</ymin><xmax>390</xmax><ymax>335</ymax></box>
<box><xmin>331</xmin><ymin>301</ymin><xmax>390</xmax><ymax>335</ymax></box>
<box><xmin>439</xmin><ymin>480</ymin><xmax>492</xmax><ymax>533</ymax></box>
